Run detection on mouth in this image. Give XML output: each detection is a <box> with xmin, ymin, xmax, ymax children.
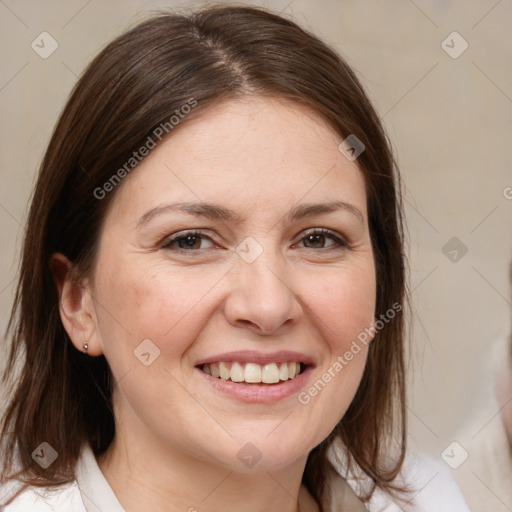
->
<box><xmin>194</xmin><ymin>350</ymin><xmax>314</xmax><ymax>402</ymax></box>
<box><xmin>199</xmin><ymin>361</ymin><xmax>306</xmax><ymax>385</ymax></box>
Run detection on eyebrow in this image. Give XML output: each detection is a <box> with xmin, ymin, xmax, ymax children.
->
<box><xmin>136</xmin><ymin>200</ymin><xmax>364</xmax><ymax>230</ymax></box>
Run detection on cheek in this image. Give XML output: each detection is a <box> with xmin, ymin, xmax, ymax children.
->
<box><xmin>295</xmin><ymin>260</ymin><xmax>375</xmax><ymax>428</ymax></box>
<box><xmin>304</xmin><ymin>262</ymin><xmax>376</xmax><ymax>350</ymax></box>
<box><xmin>92</xmin><ymin>259</ymin><xmax>228</xmax><ymax>367</ymax></box>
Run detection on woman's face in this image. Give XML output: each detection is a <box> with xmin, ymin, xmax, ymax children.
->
<box><xmin>87</xmin><ymin>96</ymin><xmax>376</xmax><ymax>471</ymax></box>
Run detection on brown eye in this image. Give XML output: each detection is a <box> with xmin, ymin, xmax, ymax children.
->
<box><xmin>303</xmin><ymin>233</ymin><xmax>328</xmax><ymax>249</ymax></box>
<box><xmin>162</xmin><ymin>231</ymin><xmax>215</xmax><ymax>251</ymax></box>
<box><xmin>177</xmin><ymin>235</ymin><xmax>203</xmax><ymax>250</ymax></box>
<box><xmin>298</xmin><ymin>229</ymin><xmax>347</xmax><ymax>250</ymax></box>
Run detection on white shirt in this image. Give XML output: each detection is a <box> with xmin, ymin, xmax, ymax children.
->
<box><xmin>0</xmin><ymin>443</ymin><xmax>470</xmax><ymax>511</ymax></box>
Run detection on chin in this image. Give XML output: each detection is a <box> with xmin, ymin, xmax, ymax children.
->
<box><xmin>192</xmin><ymin>428</ymin><xmax>320</xmax><ymax>474</ymax></box>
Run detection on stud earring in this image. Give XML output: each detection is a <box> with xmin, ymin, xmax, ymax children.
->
<box><xmin>82</xmin><ymin>342</ymin><xmax>88</xmax><ymax>354</ymax></box>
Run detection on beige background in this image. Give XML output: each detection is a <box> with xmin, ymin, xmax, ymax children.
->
<box><xmin>1</xmin><ymin>0</ymin><xmax>511</xmax><ymax>503</ymax></box>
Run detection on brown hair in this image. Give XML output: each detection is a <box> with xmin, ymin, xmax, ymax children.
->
<box><xmin>1</xmin><ymin>5</ymin><xmax>407</xmax><ymax>508</ymax></box>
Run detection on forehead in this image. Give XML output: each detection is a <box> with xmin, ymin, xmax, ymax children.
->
<box><xmin>106</xmin><ymin>96</ymin><xmax>367</xmax><ymax>226</ymax></box>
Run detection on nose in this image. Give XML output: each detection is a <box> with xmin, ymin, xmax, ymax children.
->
<box><xmin>223</xmin><ymin>251</ymin><xmax>302</xmax><ymax>335</ymax></box>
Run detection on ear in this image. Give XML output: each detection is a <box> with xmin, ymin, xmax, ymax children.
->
<box><xmin>49</xmin><ymin>253</ymin><xmax>103</xmax><ymax>356</ymax></box>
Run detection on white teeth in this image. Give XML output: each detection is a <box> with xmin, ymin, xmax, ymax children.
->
<box><xmin>244</xmin><ymin>363</ymin><xmax>262</xmax><ymax>383</ymax></box>
<box><xmin>230</xmin><ymin>362</ymin><xmax>244</xmax><ymax>382</ymax></box>
<box><xmin>261</xmin><ymin>363</ymin><xmax>280</xmax><ymax>384</ymax></box>
<box><xmin>201</xmin><ymin>361</ymin><xmax>303</xmax><ymax>384</ymax></box>
<box><xmin>219</xmin><ymin>362</ymin><xmax>230</xmax><ymax>381</ymax></box>
<box><xmin>210</xmin><ymin>363</ymin><xmax>220</xmax><ymax>378</ymax></box>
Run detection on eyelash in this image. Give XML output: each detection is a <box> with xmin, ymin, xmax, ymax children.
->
<box><xmin>161</xmin><ymin>228</ymin><xmax>348</xmax><ymax>253</ymax></box>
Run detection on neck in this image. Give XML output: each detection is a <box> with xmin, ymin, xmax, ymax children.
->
<box><xmin>97</xmin><ymin>422</ymin><xmax>319</xmax><ymax>512</ymax></box>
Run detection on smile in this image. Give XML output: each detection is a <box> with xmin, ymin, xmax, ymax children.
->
<box><xmin>202</xmin><ymin>361</ymin><xmax>304</xmax><ymax>384</ymax></box>
<box><xmin>194</xmin><ymin>350</ymin><xmax>314</xmax><ymax>402</ymax></box>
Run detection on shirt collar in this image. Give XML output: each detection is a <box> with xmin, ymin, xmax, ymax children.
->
<box><xmin>75</xmin><ymin>443</ymin><xmax>126</xmax><ymax>512</ymax></box>
<box><xmin>74</xmin><ymin>442</ymin><xmax>366</xmax><ymax>512</ymax></box>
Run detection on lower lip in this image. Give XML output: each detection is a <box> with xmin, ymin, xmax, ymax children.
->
<box><xmin>195</xmin><ymin>366</ymin><xmax>313</xmax><ymax>403</ymax></box>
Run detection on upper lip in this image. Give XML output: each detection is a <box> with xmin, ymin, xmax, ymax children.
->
<box><xmin>195</xmin><ymin>350</ymin><xmax>315</xmax><ymax>367</ymax></box>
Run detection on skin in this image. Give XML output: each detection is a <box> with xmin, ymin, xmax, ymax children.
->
<box><xmin>52</xmin><ymin>96</ymin><xmax>376</xmax><ymax>512</ymax></box>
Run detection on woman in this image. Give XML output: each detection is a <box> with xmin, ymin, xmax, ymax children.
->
<box><xmin>0</xmin><ymin>5</ymin><xmax>468</xmax><ymax>511</ymax></box>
